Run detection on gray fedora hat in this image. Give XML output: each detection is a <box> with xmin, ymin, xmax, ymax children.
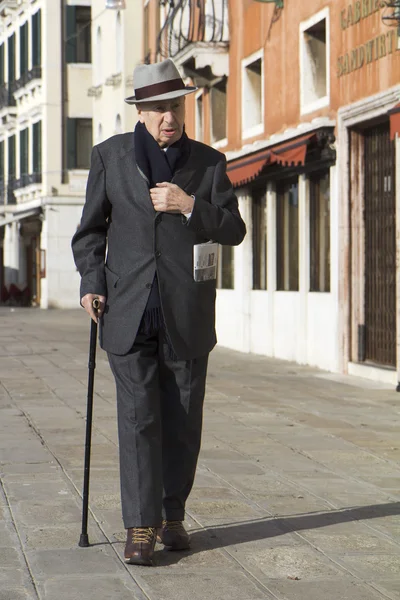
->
<box><xmin>124</xmin><ymin>59</ymin><xmax>197</xmax><ymax>105</ymax></box>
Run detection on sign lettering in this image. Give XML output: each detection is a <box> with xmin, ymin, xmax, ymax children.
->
<box><xmin>341</xmin><ymin>0</ymin><xmax>385</xmax><ymax>29</ymax></box>
<box><xmin>337</xmin><ymin>32</ymin><xmax>396</xmax><ymax>77</ymax></box>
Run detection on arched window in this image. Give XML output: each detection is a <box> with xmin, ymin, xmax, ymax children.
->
<box><xmin>115</xmin><ymin>114</ymin><xmax>122</xmax><ymax>134</ymax></box>
<box><xmin>95</xmin><ymin>26</ymin><xmax>102</xmax><ymax>85</ymax></box>
<box><xmin>116</xmin><ymin>12</ymin><xmax>123</xmax><ymax>74</ymax></box>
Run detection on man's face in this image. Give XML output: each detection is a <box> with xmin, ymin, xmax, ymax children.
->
<box><xmin>137</xmin><ymin>97</ymin><xmax>185</xmax><ymax>148</ymax></box>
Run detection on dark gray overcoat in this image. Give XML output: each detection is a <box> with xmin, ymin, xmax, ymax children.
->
<box><xmin>71</xmin><ymin>133</ymin><xmax>246</xmax><ymax>360</ymax></box>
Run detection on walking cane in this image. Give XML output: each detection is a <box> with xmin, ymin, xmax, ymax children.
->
<box><xmin>79</xmin><ymin>298</ymin><xmax>100</xmax><ymax>548</ymax></box>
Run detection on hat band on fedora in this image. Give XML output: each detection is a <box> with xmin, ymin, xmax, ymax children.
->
<box><xmin>135</xmin><ymin>78</ymin><xmax>185</xmax><ymax>101</ymax></box>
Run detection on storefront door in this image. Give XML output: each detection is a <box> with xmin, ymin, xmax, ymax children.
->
<box><xmin>364</xmin><ymin>123</ymin><xmax>396</xmax><ymax>367</ymax></box>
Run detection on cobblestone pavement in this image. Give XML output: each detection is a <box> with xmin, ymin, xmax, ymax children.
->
<box><xmin>0</xmin><ymin>307</ymin><xmax>400</xmax><ymax>600</ymax></box>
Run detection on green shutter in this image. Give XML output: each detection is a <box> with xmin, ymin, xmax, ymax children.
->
<box><xmin>32</xmin><ymin>10</ymin><xmax>42</xmax><ymax>67</ymax></box>
<box><xmin>8</xmin><ymin>34</ymin><xmax>15</xmax><ymax>82</ymax></box>
<box><xmin>0</xmin><ymin>140</ymin><xmax>4</xmax><ymax>181</ymax></box>
<box><xmin>66</xmin><ymin>118</ymin><xmax>77</xmax><ymax>169</ymax></box>
<box><xmin>0</xmin><ymin>45</ymin><xmax>4</xmax><ymax>85</ymax></box>
<box><xmin>8</xmin><ymin>135</ymin><xmax>16</xmax><ymax>178</ymax></box>
<box><xmin>33</xmin><ymin>121</ymin><xmax>42</xmax><ymax>173</ymax></box>
<box><xmin>20</xmin><ymin>128</ymin><xmax>29</xmax><ymax>179</ymax></box>
<box><xmin>20</xmin><ymin>22</ymin><xmax>29</xmax><ymax>76</ymax></box>
<box><xmin>66</xmin><ymin>6</ymin><xmax>77</xmax><ymax>64</ymax></box>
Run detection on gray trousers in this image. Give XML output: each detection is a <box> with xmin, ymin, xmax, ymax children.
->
<box><xmin>107</xmin><ymin>329</ymin><xmax>208</xmax><ymax>529</ymax></box>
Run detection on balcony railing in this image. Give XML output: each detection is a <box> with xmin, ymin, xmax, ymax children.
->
<box><xmin>0</xmin><ymin>82</ymin><xmax>17</xmax><ymax>108</ymax></box>
<box><xmin>13</xmin><ymin>172</ymin><xmax>42</xmax><ymax>190</ymax></box>
<box><xmin>157</xmin><ymin>0</ymin><xmax>229</xmax><ymax>59</ymax></box>
<box><xmin>12</xmin><ymin>66</ymin><xmax>42</xmax><ymax>93</ymax></box>
<box><xmin>6</xmin><ymin>177</ymin><xmax>17</xmax><ymax>204</ymax></box>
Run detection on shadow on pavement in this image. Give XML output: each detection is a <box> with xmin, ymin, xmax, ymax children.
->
<box><xmin>154</xmin><ymin>501</ymin><xmax>400</xmax><ymax>566</ymax></box>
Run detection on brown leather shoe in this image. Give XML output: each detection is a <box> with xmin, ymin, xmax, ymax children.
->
<box><xmin>124</xmin><ymin>527</ymin><xmax>157</xmax><ymax>566</ymax></box>
<box><xmin>157</xmin><ymin>520</ymin><xmax>190</xmax><ymax>550</ymax></box>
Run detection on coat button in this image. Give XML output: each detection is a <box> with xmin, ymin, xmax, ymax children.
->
<box><xmin>155</xmin><ymin>251</ymin><xmax>161</xmax><ymax>258</ymax></box>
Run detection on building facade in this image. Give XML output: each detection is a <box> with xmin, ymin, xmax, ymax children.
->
<box><xmin>1</xmin><ymin>0</ymin><xmax>399</xmax><ymax>385</ymax></box>
<box><xmin>0</xmin><ymin>0</ymin><xmax>93</xmax><ymax>308</ymax></box>
<box><xmin>89</xmin><ymin>0</ymin><xmax>142</xmax><ymax>146</ymax></box>
<box><xmin>145</xmin><ymin>0</ymin><xmax>400</xmax><ymax>383</ymax></box>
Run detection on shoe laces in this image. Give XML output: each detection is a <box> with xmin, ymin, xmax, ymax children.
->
<box><xmin>163</xmin><ymin>520</ymin><xmax>185</xmax><ymax>532</ymax></box>
<box><xmin>131</xmin><ymin>527</ymin><xmax>156</xmax><ymax>544</ymax></box>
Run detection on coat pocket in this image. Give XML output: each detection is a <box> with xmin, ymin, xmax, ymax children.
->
<box><xmin>105</xmin><ymin>264</ymin><xmax>120</xmax><ymax>289</ymax></box>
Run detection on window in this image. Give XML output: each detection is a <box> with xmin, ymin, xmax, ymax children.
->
<box><xmin>0</xmin><ymin>140</ymin><xmax>4</xmax><ymax>202</ymax></box>
<box><xmin>20</xmin><ymin>22</ymin><xmax>29</xmax><ymax>76</ymax></box>
<box><xmin>66</xmin><ymin>6</ymin><xmax>91</xmax><ymax>64</ymax></box>
<box><xmin>8</xmin><ymin>34</ymin><xmax>15</xmax><ymax>83</ymax></box>
<box><xmin>32</xmin><ymin>10</ymin><xmax>42</xmax><ymax>67</ymax></box>
<box><xmin>277</xmin><ymin>179</ymin><xmax>299</xmax><ymax>291</ymax></box>
<box><xmin>67</xmin><ymin>118</ymin><xmax>92</xmax><ymax>169</ymax></box>
<box><xmin>300</xmin><ymin>10</ymin><xmax>329</xmax><ymax>114</ymax></box>
<box><xmin>310</xmin><ymin>170</ymin><xmax>330</xmax><ymax>292</ymax></box>
<box><xmin>242</xmin><ymin>52</ymin><xmax>263</xmax><ymax>138</ymax></box>
<box><xmin>0</xmin><ymin>140</ymin><xmax>4</xmax><ymax>186</ymax></box>
<box><xmin>252</xmin><ymin>187</ymin><xmax>267</xmax><ymax>290</ymax></box>
<box><xmin>8</xmin><ymin>135</ymin><xmax>16</xmax><ymax>179</ymax></box>
<box><xmin>195</xmin><ymin>92</ymin><xmax>204</xmax><ymax>142</ymax></box>
<box><xmin>210</xmin><ymin>77</ymin><xmax>227</xmax><ymax>145</ymax></box>
<box><xmin>33</xmin><ymin>121</ymin><xmax>42</xmax><ymax>174</ymax></box>
<box><xmin>217</xmin><ymin>245</ymin><xmax>234</xmax><ymax>289</ymax></box>
<box><xmin>0</xmin><ymin>45</ymin><xmax>4</xmax><ymax>85</ymax></box>
<box><xmin>8</xmin><ymin>135</ymin><xmax>16</xmax><ymax>203</ymax></box>
<box><xmin>19</xmin><ymin>128</ymin><xmax>29</xmax><ymax>183</ymax></box>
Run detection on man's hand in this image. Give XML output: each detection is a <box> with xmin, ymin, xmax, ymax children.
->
<box><xmin>150</xmin><ymin>182</ymin><xmax>194</xmax><ymax>215</ymax></box>
<box><xmin>81</xmin><ymin>294</ymin><xmax>107</xmax><ymax>323</ymax></box>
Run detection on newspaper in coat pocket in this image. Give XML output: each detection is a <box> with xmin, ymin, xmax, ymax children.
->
<box><xmin>193</xmin><ymin>241</ymin><xmax>219</xmax><ymax>282</ymax></box>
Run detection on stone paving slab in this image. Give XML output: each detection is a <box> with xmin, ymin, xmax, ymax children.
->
<box><xmin>0</xmin><ymin>308</ymin><xmax>400</xmax><ymax>600</ymax></box>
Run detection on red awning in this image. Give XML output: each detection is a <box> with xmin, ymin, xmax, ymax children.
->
<box><xmin>389</xmin><ymin>103</ymin><xmax>400</xmax><ymax>141</ymax></box>
<box><xmin>227</xmin><ymin>132</ymin><xmax>315</xmax><ymax>188</ymax></box>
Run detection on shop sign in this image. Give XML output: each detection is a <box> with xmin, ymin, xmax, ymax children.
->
<box><xmin>338</xmin><ymin>0</ymin><xmax>398</xmax><ymax>77</ymax></box>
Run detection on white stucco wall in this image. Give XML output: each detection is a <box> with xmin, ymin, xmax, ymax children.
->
<box><xmin>67</xmin><ymin>64</ymin><xmax>93</xmax><ymax>118</ymax></box>
<box><xmin>42</xmin><ymin>199</ymin><xmax>85</xmax><ymax>308</ymax></box>
<box><xmin>215</xmin><ymin>165</ymin><xmax>340</xmax><ymax>373</ymax></box>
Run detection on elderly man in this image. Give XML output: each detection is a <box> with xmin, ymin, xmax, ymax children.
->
<box><xmin>72</xmin><ymin>59</ymin><xmax>246</xmax><ymax>566</ymax></box>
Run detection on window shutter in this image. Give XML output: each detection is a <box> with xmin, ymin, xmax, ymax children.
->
<box><xmin>66</xmin><ymin>118</ymin><xmax>77</xmax><ymax>169</ymax></box>
<box><xmin>0</xmin><ymin>45</ymin><xmax>4</xmax><ymax>85</ymax></box>
<box><xmin>20</xmin><ymin>22</ymin><xmax>29</xmax><ymax>76</ymax></box>
<box><xmin>32</xmin><ymin>10</ymin><xmax>42</xmax><ymax>67</ymax></box>
<box><xmin>33</xmin><ymin>121</ymin><xmax>42</xmax><ymax>174</ymax></box>
<box><xmin>8</xmin><ymin>135</ymin><xmax>16</xmax><ymax>178</ymax></box>
<box><xmin>8</xmin><ymin>34</ymin><xmax>15</xmax><ymax>82</ymax></box>
<box><xmin>20</xmin><ymin>128</ymin><xmax>29</xmax><ymax>180</ymax></box>
<box><xmin>0</xmin><ymin>140</ymin><xmax>4</xmax><ymax>181</ymax></box>
<box><xmin>66</xmin><ymin>6</ymin><xmax>77</xmax><ymax>64</ymax></box>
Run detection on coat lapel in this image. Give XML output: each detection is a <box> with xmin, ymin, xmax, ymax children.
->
<box><xmin>118</xmin><ymin>135</ymin><xmax>155</xmax><ymax>214</ymax></box>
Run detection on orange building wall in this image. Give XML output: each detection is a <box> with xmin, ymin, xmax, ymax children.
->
<box><xmin>144</xmin><ymin>0</ymin><xmax>399</xmax><ymax>152</ymax></box>
<box><xmin>225</xmin><ymin>0</ymin><xmax>400</xmax><ymax>151</ymax></box>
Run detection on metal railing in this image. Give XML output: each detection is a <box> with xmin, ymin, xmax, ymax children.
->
<box><xmin>12</xmin><ymin>66</ymin><xmax>42</xmax><ymax>94</ymax></box>
<box><xmin>13</xmin><ymin>172</ymin><xmax>42</xmax><ymax>190</ymax></box>
<box><xmin>157</xmin><ymin>0</ymin><xmax>229</xmax><ymax>59</ymax></box>
<box><xmin>0</xmin><ymin>82</ymin><xmax>17</xmax><ymax>108</ymax></box>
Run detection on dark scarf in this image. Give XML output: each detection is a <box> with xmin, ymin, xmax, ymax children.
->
<box><xmin>134</xmin><ymin>120</ymin><xmax>190</xmax><ymax>187</ymax></box>
<box><xmin>134</xmin><ymin>122</ymin><xmax>190</xmax><ymax>346</ymax></box>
